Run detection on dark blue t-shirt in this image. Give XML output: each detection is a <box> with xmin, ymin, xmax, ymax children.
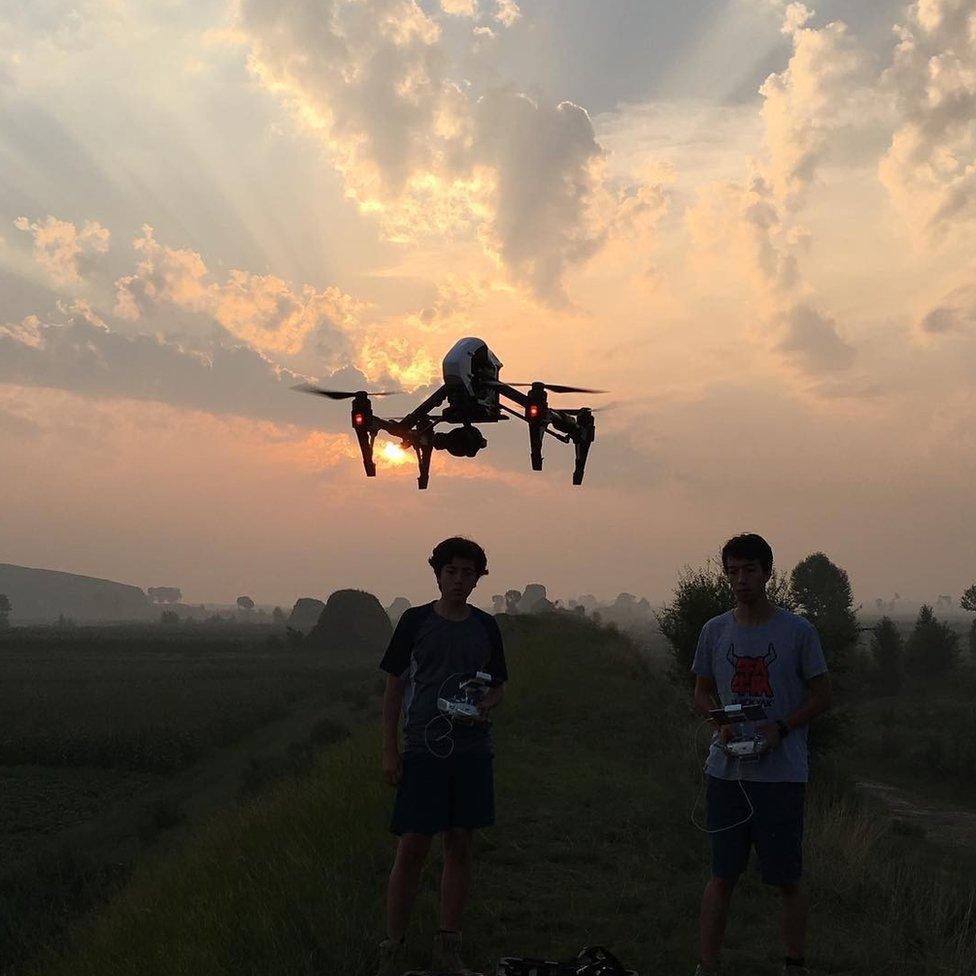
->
<box><xmin>380</xmin><ymin>602</ymin><xmax>508</xmax><ymax>756</ymax></box>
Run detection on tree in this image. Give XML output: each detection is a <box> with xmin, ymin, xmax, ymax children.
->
<box><xmin>504</xmin><ymin>590</ymin><xmax>521</xmax><ymax>614</ymax></box>
<box><xmin>0</xmin><ymin>593</ymin><xmax>10</xmax><ymax>627</ymax></box>
<box><xmin>789</xmin><ymin>552</ymin><xmax>860</xmax><ymax>675</ymax></box>
<box><xmin>961</xmin><ymin>583</ymin><xmax>976</xmax><ymax>659</ymax></box>
<box><xmin>160</xmin><ymin>609</ymin><xmax>179</xmax><ymax>626</ymax></box>
<box><xmin>236</xmin><ymin>596</ymin><xmax>255</xmax><ymax>612</ymax></box>
<box><xmin>905</xmin><ymin>604</ymin><xmax>959</xmax><ymax>676</ymax></box>
<box><xmin>656</xmin><ymin>558</ymin><xmax>796</xmax><ymax>684</ymax></box>
<box><xmin>869</xmin><ymin>616</ymin><xmax>904</xmax><ymax>694</ymax></box>
<box><xmin>272</xmin><ymin>606</ymin><xmax>286</xmax><ymax>627</ymax></box>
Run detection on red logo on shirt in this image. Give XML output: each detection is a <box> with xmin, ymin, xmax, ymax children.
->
<box><xmin>727</xmin><ymin>642</ymin><xmax>776</xmax><ymax>699</ymax></box>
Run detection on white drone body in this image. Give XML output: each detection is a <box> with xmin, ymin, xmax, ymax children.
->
<box><xmin>442</xmin><ymin>337</ymin><xmax>503</xmax><ymax>405</ymax></box>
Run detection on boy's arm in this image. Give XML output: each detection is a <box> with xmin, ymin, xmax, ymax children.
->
<box><xmin>478</xmin><ymin>682</ymin><xmax>504</xmax><ymax>719</ymax></box>
<box><xmin>381</xmin><ymin>674</ymin><xmax>406</xmax><ymax>785</ymax></box>
<box><xmin>694</xmin><ymin>675</ymin><xmax>719</xmax><ymax>719</ymax></box>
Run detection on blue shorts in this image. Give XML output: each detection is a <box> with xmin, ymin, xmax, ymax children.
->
<box><xmin>390</xmin><ymin>752</ymin><xmax>495</xmax><ymax>836</ymax></box>
<box><xmin>706</xmin><ymin>775</ymin><xmax>805</xmax><ymax>885</ymax></box>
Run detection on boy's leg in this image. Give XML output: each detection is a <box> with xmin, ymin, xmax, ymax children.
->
<box><xmin>387</xmin><ymin>833</ymin><xmax>433</xmax><ymax>942</ymax></box>
<box><xmin>779</xmin><ymin>883</ymin><xmax>807</xmax><ymax>960</ymax></box>
<box><xmin>753</xmin><ymin>783</ymin><xmax>806</xmax><ymax>963</ymax></box>
<box><xmin>699</xmin><ymin>876</ymin><xmax>736</xmax><ymax>970</ymax></box>
<box><xmin>440</xmin><ymin>827</ymin><xmax>474</xmax><ymax>931</ymax></box>
<box><xmin>699</xmin><ymin>776</ymin><xmax>752</xmax><ymax>971</ymax></box>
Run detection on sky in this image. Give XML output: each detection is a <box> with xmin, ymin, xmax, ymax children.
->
<box><xmin>1</xmin><ymin>0</ymin><xmax>975</xmax><ymax>609</ymax></box>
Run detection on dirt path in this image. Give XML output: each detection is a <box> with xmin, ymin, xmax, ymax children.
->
<box><xmin>856</xmin><ymin>779</ymin><xmax>976</xmax><ymax>848</ymax></box>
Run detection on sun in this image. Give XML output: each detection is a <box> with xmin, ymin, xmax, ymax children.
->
<box><xmin>378</xmin><ymin>440</ymin><xmax>411</xmax><ymax>467</ymax></box>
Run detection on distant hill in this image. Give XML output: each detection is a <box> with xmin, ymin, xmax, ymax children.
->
<box><xmin>0</xmin><ymin>564</ymin><xmax>151</xmax><ymax>623</ymax></box>
<box><xmin>307</xmin><ymin>589</ymin><xmax>392</xmax><ymax>661</ymax></box>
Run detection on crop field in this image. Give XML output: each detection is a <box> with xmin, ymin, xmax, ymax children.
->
<box><xmin>0</xmin><ymin>624</ymin><xmax>382</xmax><ymax>973</ymax></box>
<box><xmin>0</xmin><ymin>625</ymin><xmax>373</xmax><ymax>772</ymax></box>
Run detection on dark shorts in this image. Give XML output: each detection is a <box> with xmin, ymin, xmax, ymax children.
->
<box><xmin>390</xmin><ymin>752</ymin><xmax>495</xmax><ymax>836</ymax></box>
<box><xmin>706</xmin><ymin>775</ymin><xmax>805</xmax><ymax>885</ymax></box>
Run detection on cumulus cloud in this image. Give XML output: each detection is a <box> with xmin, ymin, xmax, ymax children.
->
<box><xmin>759</xmin><ymin>9</ymin><xmax>869</xmax><ymax>206</ymax></box>
<box><xmin>13</xmin><ymin>214</ymin><xmax>110</xmax><ymax>285</ymax></box>
<box><xmin>114</xmin><ymin>225</ymin><xmax>363</xmax><ymax>361</ymax></box>
<box><xmin>687</xmin><ymin>3</ymin><xmax>865</xmax><ymax>380</ymax></box>
<box><xmin>234</xmin><ymin>0</ymin><xmax>605</xmax><ymax>304</ymax></box>
<box><xmin>879</xmin><ymin>0</ymin><xmax>976</xmax><ymax>239</ymax></box>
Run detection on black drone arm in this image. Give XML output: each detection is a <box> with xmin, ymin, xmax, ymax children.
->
<box><xmin>495</xmin><ymin>386</ymin><xmax>595</xmax><ymax>483</ymax></box>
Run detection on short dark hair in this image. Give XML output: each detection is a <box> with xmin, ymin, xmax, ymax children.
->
<box><xmin>428</xmin><ymin>537</ymin><xmax>489</xmax><ymax>577</ymax></box>
<box><xmin>721</xmin><ymin>533</ymin><xmax>773</xmax><ymax>575</ymax></box>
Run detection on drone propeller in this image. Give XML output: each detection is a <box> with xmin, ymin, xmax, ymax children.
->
<box><xmin>559</xmin><ymin>402</ymin><xmax>619</xmax><ymax>415</ymax></box>
<box><xmin>490</xmin><ymin>380</ymin><xmax>607</xmax><ymax>394</ymax></box>
<box><xmin>292</xmin><ymin>383</ymin><xmax>401</xmax><ymax>400</ymax></box>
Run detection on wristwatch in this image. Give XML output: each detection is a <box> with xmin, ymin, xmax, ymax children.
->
<box><xmin>776</xmin><ymin>719</ymin><xmax>790</xmax><ymax>738</ymax></box>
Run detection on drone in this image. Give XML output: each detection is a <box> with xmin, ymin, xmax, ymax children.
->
<box><xmin>294</xmin><ymin>337</ymin><xmax>604</xmax><ymax>489</ymax></box>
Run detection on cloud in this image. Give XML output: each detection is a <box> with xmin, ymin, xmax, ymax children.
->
<box><xmin>439</xmin><ymin>0</ymin><xmax>478</xmax><ymax>16</ymax></box>
<box><xmin>234</xmin><ymin>0</ymin><xmax>605</xmax><ymax>303</ymax></box>
<box><xmin>114</xmin><ymin>224</ymin><xmax>363</xmax><ymax>362</ymax></box>
<box><xmin>774</xmin><ymin>302</ymin><xmax>855</xmax><ymax>371</ymax></box>
<box><xmin>686</xmin><ymin>4</ymin><xmax>867</xmax><ymax>381</ymax></box>
<box><xmin>879</xmin><ymin>0</ymin><xmax>976</xmax><ymax>240</ymax></box>
<box><xmin>493</xmin><ymin>0</ymin><xmax>520</xmax><ymax>28</ymax></box>
<box><xmin>415</xmin><ymin>274</ymin><xmax>488</xmax><ymax>330</ymax></box>
<box><xmin>917</xmin><ymin>280</ymin><xmax>976</xmax><ymax>335</ymax></box>
<box><xmin>13</xmin><ymin>214</ymin><xmax>110</xmax><ymax>285</ymax></box>
<box><xmin>759</xmin><ymin>10</ymin><xmax>869</xmax><ymax>206</ymax></box>
<box><xmin>0</xmin><ymin>301</ymin><xmax>375</xmax><ymax>429</ymax></box>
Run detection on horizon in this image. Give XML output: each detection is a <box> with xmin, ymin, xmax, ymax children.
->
<box><xmin>2</xmin><ymin>555</ymin><xmax>971</xmax><ymax>618</ymax></box>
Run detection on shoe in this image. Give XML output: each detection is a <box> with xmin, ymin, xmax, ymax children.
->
<box><xmin>375</xmin><ymin>937</ymin><xmax>406</xmax><ymax>976</ymax></box>
<box><xmin>431</xmin><ymin>929</ymin><xmax>477</xmax><ymax>975</ymax></box>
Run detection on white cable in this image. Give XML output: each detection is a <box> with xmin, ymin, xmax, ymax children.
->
<box><xmin>423</xmin><ymin>671</ymin><xmax>465</xmax><ymax>760</ymax></box>
<box><xmin>689</xmin><ymin>719</ymin><xmax>756</xmax><ymax>834</ymax></box>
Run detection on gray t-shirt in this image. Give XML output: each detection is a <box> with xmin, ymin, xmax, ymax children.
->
<box><xmin>380</xmin><ymin>602</ymin><xmax>508</xmax><ymax>757</ymax></box>
<box><xmin>691</xmin><ymin>607</ymin><xmax>828</xmax><ymax>783</ymax></box>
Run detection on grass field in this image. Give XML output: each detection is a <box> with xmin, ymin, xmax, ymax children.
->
<box><xmin>19</xmin><ymin>613</ymin><xmax>976</xmax><ymax>976</ymax></box>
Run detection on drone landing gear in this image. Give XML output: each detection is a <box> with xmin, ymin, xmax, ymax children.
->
<box><xmin>571</xmin><ymin>408</ymin><xmax>595</xmax><ymax>486</ymax></box>
<box><xmin>529</xmin><ymin>421</ymin><xmax>544</xmax><ymax>471</ymax></box>
<box><xmin>572</xmin><ymin>439</ymin><xmax>590</xmax><ymax>485</ymax></box>
<box><xmin>355</xmin><ymin>426</ymin><xmax>376</xmax><ymax>477</ymax></box>
<box><xmin>415</xmin><ymin>441</ymin><xmax>433</xmax><ymax>490</ymax></box>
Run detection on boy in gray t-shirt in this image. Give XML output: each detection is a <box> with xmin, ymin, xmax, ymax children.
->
<box><xmin>691</xmin><ymin>534</ymin><xmax>832</xmax><ymax>976</ymax></box>
<box><xmin>692</xmin><ymin>607</ymin><xmax>827</xmax><ymax>783</ymax></box>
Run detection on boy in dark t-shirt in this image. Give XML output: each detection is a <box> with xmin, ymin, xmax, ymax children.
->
<box><xmin>376</xmin><ymin>537</ymin><xmax>507</xmax><ymax>976</ymax></box>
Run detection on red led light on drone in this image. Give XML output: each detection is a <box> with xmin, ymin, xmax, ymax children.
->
<box><xmin>353</xmin><ymin>412</ymin><xmax>365</xmax><ymax>426</ymax></box>
<box><xmin>527</xmin><ymin>404</ymin><xmax>540</xmax><ymax>418</ymax></box>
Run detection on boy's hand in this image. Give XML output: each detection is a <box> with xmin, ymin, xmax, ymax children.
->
<box><xmin>756</xmin><ymin>721</ymin><xmax>782</xmax><ymax>751</ymax></box>
<box><xmin>477</xmin><ymin>685</ymin><xmax>504</xmax><ymax>719</ymax></box>
<box><xmin>382</xmin><ymin>747</ymin><xmax>402</xmax><ymax>786</ymax></box>
<box><xmin>717</xmin><ymin>725</ymin><xmax>736</xmax><ymax>744</ymax></box>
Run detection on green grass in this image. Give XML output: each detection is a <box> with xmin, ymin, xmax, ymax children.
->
<box><xmin>26</xmin><ymin>614</ymin><xmax>976</xmax><ymax>976</ymax></box>
<box><xmin>0</xmin><ymin>630</ymin><xmax>370</xmax><ymax>771</ymax></box>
